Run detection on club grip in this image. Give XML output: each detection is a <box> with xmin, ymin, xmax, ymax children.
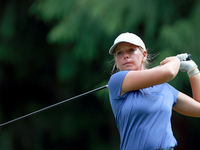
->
<box><xmin>186</xmin><ymin>54</ymin><xmax>192</xmax><ymax>61</ymax></box>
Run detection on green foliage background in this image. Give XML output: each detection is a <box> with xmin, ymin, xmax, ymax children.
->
<box><xmin>0</xmin><ymin>0</ymin><xmax>200</xmax><ymax>149</ymax></box>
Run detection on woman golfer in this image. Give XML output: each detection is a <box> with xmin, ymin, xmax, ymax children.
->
<box><xmin>108</xmin><ymin>32</ymin><xmax>200</xmax><ymax>150</ymax></box>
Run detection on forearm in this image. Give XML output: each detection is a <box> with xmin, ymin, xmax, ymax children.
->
<box><xmin>160</xmin><ymin>57</ymin><xmax>180</xmax><ymax>81</ymax></box>
<box><xmin>174</xmin><ymin>53</ymin><xmax>200</xmax><ymax>117</ymax></box>
<box><xmin>190</xmin><ymin>72</ymin><xmax>200</xmax><ymax>102</ymax></box>
<box><xmin>177</xmin><ymin>54</ymin><xmax>200</xmax><ymax>101</ymax></box>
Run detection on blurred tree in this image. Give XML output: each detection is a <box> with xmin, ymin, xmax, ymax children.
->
<box><xmin>0</xmin><ymin>0</ymin><xmax>200</xmax><ymax>150</ymax></box>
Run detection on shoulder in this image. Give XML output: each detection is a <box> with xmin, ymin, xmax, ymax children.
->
<box><xmin>154</xmin><ymin>83</ymin><xmax>179</xmax><ymax>94</ymax></box>
<box><xmin>165</xmin><ymin>83</ymin><xmax>179</xmax><ymax>92</ymax></box>
<box><xmin>108</xmin><ymin>71</ymin><xmax>129</xmax><ymax>98</ymax></box>
<box><xmin>108</xmin><ymin>71</ymin><xmax>129</xmax><ymax>87</ymax></box>
<box><xmin>109</xmin><ymin>71</ymin><xmax>129</xmax><ymax>80</ymax></box>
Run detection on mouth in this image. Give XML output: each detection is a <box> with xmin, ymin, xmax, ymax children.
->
<box><xmin>123</xmin><ymin>62</ymin><xmax>132</xmax><ymax>66</ymax></box>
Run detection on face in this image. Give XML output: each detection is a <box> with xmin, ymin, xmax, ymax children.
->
<box><xmin>114</xmin><ymin>42</ymin><xmax>147</xmax><ymax>71</ymax></box>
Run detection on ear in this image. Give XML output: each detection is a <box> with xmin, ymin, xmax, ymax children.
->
<box><xmin>142</xmin><ymin>51</ymin><xmax>147</xmax><ymax>62</ymax></box>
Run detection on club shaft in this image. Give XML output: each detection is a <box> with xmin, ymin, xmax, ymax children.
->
<box><xmin>0</xmin><ymin>54</ymin><xmax>192</xmax><ymax>127</ymax></box>
<box><xmin>0</xmin><ymin>85</ymin><xmax>108</xmax><ymax>127</ymax></box>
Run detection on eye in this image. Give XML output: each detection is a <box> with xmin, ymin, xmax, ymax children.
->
<box><xmin>116</xmin><ymin>51</ymin><xmax>122</xmax><ymax>55</ymax></box>
<box><xmin>129</xmin><ymin>48</ymin><xmax>135</xmax><ymax>52</ymax></box>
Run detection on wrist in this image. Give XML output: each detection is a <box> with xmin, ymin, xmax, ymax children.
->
<box><xmin>188</xmin><ymin>66</ymin><xmax>200</xmax><ymax>77</ymax></box>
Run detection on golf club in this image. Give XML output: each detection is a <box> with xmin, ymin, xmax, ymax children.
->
<box><xmin>0</xmin><ymin>85</ymin><xmax>108</xmax><ymax>127</ymax></box>
<box><xmin>0</xmin><ymin>54</ymin><xmax>192</xmax><ymax>127</ymax></box>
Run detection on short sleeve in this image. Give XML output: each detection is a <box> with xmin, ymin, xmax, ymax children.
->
<box><xmin>166</xmin><ymin>83</ymin><xmax>180</xmax><ymax>107</ymax></box>
<box><xmin>108</xmin><ymin>71</ymin><xmax>129</xmax><ymax>100</ymax></box>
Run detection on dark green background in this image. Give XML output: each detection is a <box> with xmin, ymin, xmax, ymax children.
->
<box><xmin>0</xmin><ymin>0</ymin><xmax>200</xmax><ymax>149</ymax></box>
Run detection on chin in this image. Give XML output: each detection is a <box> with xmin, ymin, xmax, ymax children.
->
<box><xmin>122</xmin><ymin>67</ymin><xmax>136</xmax><ymax>71</ymax></box>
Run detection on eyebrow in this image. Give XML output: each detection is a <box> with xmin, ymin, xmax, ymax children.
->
<box><xmin>115</xmin><ymin>44</ymin><xmax>137</xmax><ymax>51</ymax></box>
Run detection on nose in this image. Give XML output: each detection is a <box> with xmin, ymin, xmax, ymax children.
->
<box><xmin>124</xmin><ymin>52</ymin><xmax>129</xmax><ymax>59</ymax></box>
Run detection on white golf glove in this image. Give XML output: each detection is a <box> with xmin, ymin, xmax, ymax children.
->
<box><xmin>180</xmin><ymin>60</ymin><xmax>199</xmax><ymax>77</ymax></box>
<box><xmin>176</xmin><ymin>53</ymin><xmax>189</xmax><ymax>61</ymax></box>
<box><xmin>176</xmin><ymin>53</ymin><xmax>199</xmax><ymax>77</ymax></box>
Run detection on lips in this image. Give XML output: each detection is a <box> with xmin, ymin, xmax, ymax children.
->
<box><xmin>123</xmin><ymin>62</ymin><xmax>132</xmax><ymax>66</ymax></box>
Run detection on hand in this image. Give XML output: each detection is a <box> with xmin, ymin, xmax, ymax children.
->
<box><xmin>180</xmin><ymin>60</ymin><xmax>199</xmax><ymax>77</ymax></box>
<box><xmin>176</xmin><ymin>53</ymin><xmax>189</xmax><ymax>61</ymax></box>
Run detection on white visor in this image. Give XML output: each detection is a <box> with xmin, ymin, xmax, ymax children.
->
<box><xmin>109</xmin><ymin>32</ymin><xmax>146</xmax><ymax>54</ymax></box>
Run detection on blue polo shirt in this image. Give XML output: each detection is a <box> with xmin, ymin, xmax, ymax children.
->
<box><xmin>108</xmin><ymin>71</ymin><xmax>179</xmax><ymax>150</ymax></box>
